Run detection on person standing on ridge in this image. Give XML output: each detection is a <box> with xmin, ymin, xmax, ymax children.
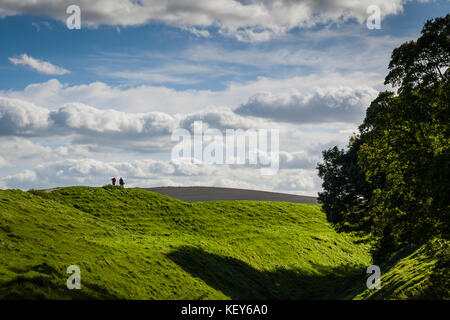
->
<box><xmin>119</xmin><ymin>177</ymin><xmax>125</xmax><ymax>188</ymax></box>
<box><xmin>112</xmin><ymin>177</ymin><xmax>116</xmax><ymax>186</ymax></box>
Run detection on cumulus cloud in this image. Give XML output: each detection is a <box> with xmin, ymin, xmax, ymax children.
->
<box><xmin>0</xmin><ymin>86</ymin><xmax>367</xmax><ymax>194</ymax></box>
<box><xmin>4</xmin><ymin>170</ymin><xmax>38</xmax><ymax>187</ymax></box>
<box><xmin>0</xmin><ymin>0</ymin><xmax>416</xmax><ymax>41</ymax></box>
<box><xmin>0</xmin><ymin>156</ymin><xmax>11</xmax><ymax>168</ymax></box>
<box><xmin>235</xmin><ymin>86</ymin><xmax>377</xmax><ymax>124</ymax></box>
<box><xmin>0</xmin><ymin>97</ymin><xmax>50</xmax><ymax>136</ymax></box>
<box><xmin>275</xmin><ymin>170</ymin><xmax>318</xmax><ymax>192</ymax></box>
<box><xmin>51</xmin><ymin>103</ymin><xmax>176</xmax><ymax>137</ymax></box>
<box><xmin>0</xmin><ymin>96</ymin><xmax>272</xmax><ymax>153</ymax></box>
<box><xmin>9</xmin><ymin>54</ymin><xmax>70</xmax><ymax>75</ymax></box>
<box><xmin>0</xmin><ymin>79</ymin><xmax>373</xmax><ymax>153</ymax></box>
<box><xmin>179</xmin><ymin>107</ymin><xmax>269</xmax><ymax>132</ymax></box>
<box><xmin>0</xmin><ymin>137</ymin><xmax>52</xmax><ymax>159</ymax></box>
<box><xmin>0</xmin><ymin>97</ymin><xmax>176</xmax><ymax>139</ymax></box>
<box><xmin>279</xmin><ymin>151</ymin><xmax>319</xmax><ymax>170</ymax></box>
<box><xmin>0</xmin><ymin>137</ymin><xmax>101</xmax><ymax>166</ymax></box>
<box><xmin>1</xmin><ymin>157</ymin><xmax>321</xmax><ymax>195</ymax></box>
<box><xmin>1</xmin><ymin>158</ymin><xmax>219</xmax><ymax>189</ymax></box>
<box><xmin>1</xmin><ymin>72</ymin><xmax>383</xmax><ymax>115</ymax></box>
<box><xmin>3</xmin><ymin>79</ymin><xmax>224</xmax><ymax>114</ymax></box>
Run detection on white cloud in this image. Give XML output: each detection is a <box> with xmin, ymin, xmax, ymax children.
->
<box><xmin>1</xmin><ymin>158</ymin><xmax>322</xmax><ymax>195</ymax></box>
<box><xmin>279</xmin><ymin>151</ymin><xmax>319</xmax><ymax>170</ymax></box>
<box><xmin>2</xmin><ymin>71</ymin><xmax>382</xmax><ymax>114</ymax></box>
<box><xmin>0</xmin><ymin>156</ymin><xmax>11</xmax><ymax>168</ymax></box>
<box><xmin>0</xmin><ymin>71</ymin><xmax>380</xmax><ymax>193</ymax></box>
<box><xmin>0</xmin><ymin>96</ymin><xmax>271</xmax><ymax>153</ymax></box>
<box><xmin>179</xmin><ymin>107</ymin><xmax>269</xmax><ymax>132</ymax></box>
<box><xmin>0</xmin><ymin>93</ymin><xmax>365</xmax><ymax>157</ymax></box>
<box><xmin>51</xmin><ymin>102</ymin><xmax>176</xmax><ymax>136</ymax></box>
<box><xmin>0</xmin><ymin>97</ymin><xmax>50</xmax><ymax>136</ymax></box>
<box><xmin>1</xmin><ymin>158</ymin><xmax>214</xmax><ymax>189</ymax></box>
<box><xmin>0</xmin><ymin>137</ymin><xmax>52</xmax><ymax>159</ymax></box>
<box><xmin>0</xmin><ymin>97</ymin><xmax>176</xmax><ymax>138</ymax></box>
<box><xmin>4</xmin><ymin>169</ymin><xmax>37</xmax><ymax>187</ymax></box>
<box><xmin>235</xmin><ymin>86</ymin><xmax>378</xmax><ymax>124</ymax></box>
<box><xmin>181</xmin><ymin>26</ymin><xmax>211</xmax><ymax>38</ymax></box>
<box><xmin>9</xmin><ymin>54</ymin><xmax>70</xmax><ymax>75</ymax></box>
<box><xmin>0</xmin><ymin>69</ymin><xmax>376</xmax><ymax>164</ymax></box>
<box><xmin>0</xmin><ymin>0</ymin><xmax>417</xmax><ymax>41</ymax></box>
<box><xmin>3</xmin><ymin>79</ymin><xmax>221</xmax><ymax>114</ymax></box>
<box><xmin>275</xmin><ymin>170</ymin><xmax>318</xmax><ymax>192</ymax></box>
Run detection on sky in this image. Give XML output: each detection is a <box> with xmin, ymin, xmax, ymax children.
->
<box><xmin>0</xmin><ymin>0</ymin><xmax>449</xmax><ymax>195</ymax></box>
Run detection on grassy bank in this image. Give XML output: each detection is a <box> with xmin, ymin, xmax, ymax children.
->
<box><xmin>0</xmin><ymin>186</ymin><xmax>446</xmax><ymax>299</ymax></box>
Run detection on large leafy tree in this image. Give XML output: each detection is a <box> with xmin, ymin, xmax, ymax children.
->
<box><xmin>359</xmin><ymin>81</ymin><xmax>449</xmax><ymax>258</ymax></box>
<box><xmin>317</xmin><ymin>14</ymin><xmax>449</xmax><ymax>260</ymax></box>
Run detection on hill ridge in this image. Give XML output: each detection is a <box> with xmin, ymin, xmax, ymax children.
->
<box><xmin>142</xmin><ymin>186</ymin><xmax>318</xmax><ymax>203</ymax></box>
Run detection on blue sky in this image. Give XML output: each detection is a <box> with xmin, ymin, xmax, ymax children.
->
<box><xmin>0</xmin><ymin>0</ymin><xmax>448</xmax><ymax>194</ymax></box>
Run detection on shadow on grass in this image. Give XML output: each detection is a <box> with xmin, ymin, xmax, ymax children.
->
<box><xmin>167</xmin><ymin>246</ymin><xmax>367</xmax><ymax>300</ymax></box>
<box><xmin>0</xmin><ymin>263</ymin><xmax>118</xmax><ymax>300</ymax></box>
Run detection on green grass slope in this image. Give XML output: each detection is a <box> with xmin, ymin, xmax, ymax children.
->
<box><xmin>356</xmin><ymin>238</ymin><xmax>449</xmax><ymax>300</ymax></box>
<box><xmin>0</xmin><ymin>186</ymin><xmax>373</xmax><ymax>300</ymax></box>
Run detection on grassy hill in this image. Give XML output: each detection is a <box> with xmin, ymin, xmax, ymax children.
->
<box><xmin>0</xmin><ymin>186</ymin><xmax>447</xmax><ymax>299</ymax></box>
<box><xmin>356</xmin><ymin>238</ymin><xmax>449</xmax><ymax>300</ymax></box>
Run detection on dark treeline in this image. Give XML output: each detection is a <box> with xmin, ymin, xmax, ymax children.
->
<box><xmin>317</xmin><ymin>15</ymin><xmax>449</xmax><ymax>260</ymax></box>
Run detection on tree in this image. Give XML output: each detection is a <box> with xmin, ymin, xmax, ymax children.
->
<box><xmin>317</xmin><ymin>15</ymin><xmax>449</xmax><ymax>260</ymax></box>
<box><xmin>385</xmin><ymin>15</ymin><xmax>449</xmax><ymax>95</ymax></box>
<box><xmin>358</xmin><ymin>80</ymin><xmax>449</xmax><ymax>259</ymax></box>
<box><xmin>317</xmin><ymin>136</ymin><xmax>378</xmax><ymax>233</ymax></box>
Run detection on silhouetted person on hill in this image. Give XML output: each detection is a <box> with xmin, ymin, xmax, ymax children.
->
<box><xmin>112</xmin><ymin>177</ymin><xmax>116</xmax><ymax>186</ymax></box>
<box><xmin>119</xmin><ymin>177</ymin><xmax>125</xmax><ymax>188</ymax></box>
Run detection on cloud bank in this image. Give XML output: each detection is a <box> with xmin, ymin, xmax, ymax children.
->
<box><xmin>0</xmin><ymin>76</ymin><xmax>378</xmax><ymax>193</ymax></box>
<box><xmin>0</xmin><ymin>0</ymin><xmax>417</xmax><ymax>41</ymax></box>
<box><xmin>235</xmin><ymin>86</ymin><xmax>377</xmax><ymax>124</ymax></box>
<box><xmin>1</xmin><ymin>157</ymin><xmax>321</xmax><ymax>195</ymax></box>
<box><xmin>0</xmin><ymin>82</ymin><xmax>374</xmax><ymax>147</ymax></box>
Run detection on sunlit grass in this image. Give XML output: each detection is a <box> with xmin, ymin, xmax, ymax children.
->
<box><xmin>0</xmin><ymin>186</ymin><xmax>444</xmax><ymax>299</ymax></box>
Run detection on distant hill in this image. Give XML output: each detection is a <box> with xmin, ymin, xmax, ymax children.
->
<box><xmin>142</xmin><ymin>186</ymin><xmax>318</xmax><ymax>204</ymax></box>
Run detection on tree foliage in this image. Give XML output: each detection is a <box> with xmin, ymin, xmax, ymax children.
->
<box><xmin>317</xmin><ymin>14</ymin><xmax>449</xmax><ymax>260</ymax></box>
<box><xmin>317</xmin><ymin>137</ymin><xmax>380</xmax><ymax>233</ymax></box>
<box><xmin>385</xmin><ymin>15</ymin><xmax>449</xmax><ymax>94</ymax></box>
